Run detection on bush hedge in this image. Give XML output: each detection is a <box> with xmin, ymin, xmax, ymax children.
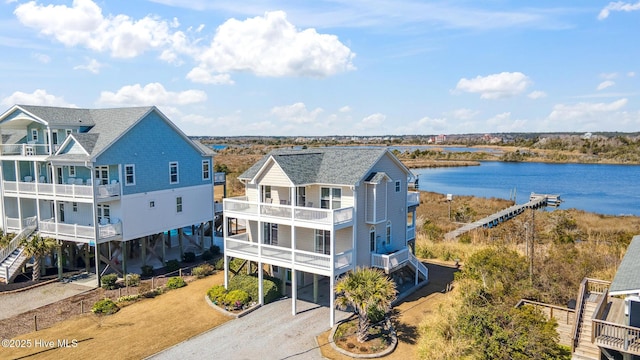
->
<box><xmin>165</xmin><ymin>259</ymin><xmax>180</xmax><ymax>273</ymax></box>
<box><xmin>92</xmin><ymin>298</ymin><xmax>119</xmax><ymax>315</ymax></box>
<box><xmin>165</xmin><ymin>276</ymin><xmax>186</xmax><ymax>290</ymax></box>
<box><xmin>225</xmin><ymin>289</ymin><xmax>250</xmax><ymax>309</ymax></box>
<box><xmin>182</xmin><ymin>251</ymin><xmax>196</xmax><ymax>263</ymax></box>
<box><xmin>192</xmin><ymin>263</ymin><xmax>215</xmax><ymax>278</ymax></box>
<box><xmin>141</xmin><ymin>265</ymin><xmax>154</xmax><ymax>277</ymax></box>
<box><xmin>228</xmin><ymin>274</ymin><xmax>281</xmax><ymax>304</ymax></box>
<box><xmin>207</xmin><ymin>285</ymin><xmax>227</xmax><ymax>304</ymax></box>
<box><xmin>125</xmin><ymin>273</ymin><xmax>140</xmax><ymax>287</ymax></box>
<box><xmin>101</xmin><ymin>273</ymin><xmax>118</xmax><ymax>290</ymax></box>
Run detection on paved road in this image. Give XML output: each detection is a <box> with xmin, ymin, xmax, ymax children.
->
<box><xmin>151</xmin><ymin>298</ymin><xmax>350</xmax><ymax>360</ymax></box>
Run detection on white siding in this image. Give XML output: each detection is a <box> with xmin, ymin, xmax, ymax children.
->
<box><xmin>256</xmin><ymin>161</ymin><xmax>292</xmax><ymax>187</ymax></box>
<box><xmin>120</xmin><ymin>183</ymin><xmax>213</xmax><ymax>240</ymax></box>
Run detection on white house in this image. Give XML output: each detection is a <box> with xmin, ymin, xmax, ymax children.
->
<box><xmin>0</xmin><ymin>105</ymin><xmax>216</xmax><ymax>284</ymax></box>
<box><xmin>222</xmin><ymin>147</ymin><xmax>427</xmax><ymax>326</ymax></box>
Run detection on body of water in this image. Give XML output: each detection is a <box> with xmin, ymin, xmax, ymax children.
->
<box><xmin>413</xmin><ymin>161</ymin><xmax>640</xmax><ymax>216</ymax></box>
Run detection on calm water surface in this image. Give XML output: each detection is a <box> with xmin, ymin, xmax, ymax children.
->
<box><xmin>413</xmin><ymin>161</ymin><xmax>640</xmax><ymax>216</ymax></box>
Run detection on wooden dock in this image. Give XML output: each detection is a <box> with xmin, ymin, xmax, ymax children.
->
<box><xmin>444</xmin><ymin>193</ymin><xmax>561</xmax><ymax>240</ymax></box>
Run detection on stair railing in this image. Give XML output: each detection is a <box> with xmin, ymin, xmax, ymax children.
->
<box><xmin>0</xmin><ymin>216</ymin><xmax>37</xmax><ymax>272</ymax></box>
<box><xmin>571</xmin><ymin>278</ymin><xmax>588</xmax><ymax>352</ymax></box>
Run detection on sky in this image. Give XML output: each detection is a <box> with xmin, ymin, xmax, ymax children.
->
<box><xmin>0</xmin><ymin>1</ymin><xmax>639</xmax><ymax>137</ymax></box>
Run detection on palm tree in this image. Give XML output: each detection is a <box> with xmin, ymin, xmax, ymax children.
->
<box><xmin>21</xmin><ymin>234</ymin><xmax>57</xmax><ymax>281</ymax></box>
<box><xmin>335</xmin><ymin>267</ymin><xmax>397</xmax><ymax>343</ymax></box>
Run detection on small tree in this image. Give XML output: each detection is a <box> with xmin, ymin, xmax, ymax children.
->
<box><xmin>335</xmin><ymin>267</ymin><xmax>397</xmax><ymax>343</ymax></box>
<box><xmin>21</xmin><ymin>235</ymin><xmax>57</xmax><ymax>281</ymax></box>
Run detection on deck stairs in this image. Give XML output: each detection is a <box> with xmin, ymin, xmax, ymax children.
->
<box><xmin>0</xmin><ymin>218</ymin><xmax>37</xmax><ymax>284</ymax></box>
<box><xmin>571</xmin><ymin>278</ymin><xmax>611</xmax><ymax>360</ymax></box>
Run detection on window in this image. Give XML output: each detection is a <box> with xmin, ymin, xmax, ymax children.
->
<box><xmin>72</xmin><ymin>202</ymin><xmax>78</xmax><ymax>212</ymax></box>
<box><xmin>263</xmin><ymin>185</ymin><xmax>272</xmax><ymax>202</ymax></box>
<box><xmin>315</xmin><ymin>230</ymin><xmax>331</xmax><ymax>255</ymax></box>
<box><xmin>395</xmin><ymin>181</ymin><xmax>401</xmax><ymax>192</ymax></box>
<box><xmin>202</xmin><ymin>160</ymin><xmax>210</xmax><ymax>180</ymax></box>
<box><xmin>169</xmin><ymin>162</ymin><xmax>179</xmax><ymax>184</ymax></box>
<box><xmin>149</xmin><ymin>200</ymin><xmax>155</xmax><ymax>208</ymax></box>
<box><xmin>370</xmin><ymin>227</ymin><xmax>376</xmax><ymax>252</ymax></box>
<box><xmin>321</xmin><ymin>187</ymin><xmax>342</xmax><ymax>209</ymax></box>
<box><xmin>31</xmin><ymin>129</ymin><xmax>38</xmax><ymax>142</ymax></box>
<box><xmin>125</xmin><ymin>164</ymin><xmax>136</xmax><ymax>186</ymax></box>
<box><xmin>297</xmin><ymin>187</ymin><xmax>306</xmax><ymax>206</ymax></box>
<box><xmin>69</xmin><ymin>166</ymin><xmax>76</xmax><ymax>177</ymax></box>
<box><xmin>65</xmin><ymin>129</ymin><xmax>72</xmax><ymax>137</ymax></box>
<box><xmin>386</xmin><ymin>222</ymin><xmax>392</xmax><ymax>245</ymax></box>
<box><xmin>97</xmin><ymin>204</ymin><xmax>110</xmax><ymax>224</ymax></box>
<box><xmin>263</xmin><ymin>223</ymin><xmax>278</xmax><ymax>245</ymax></box>
<box><xmin>176</xmin><ymin>196</ymin><xmax>183</xmax><ymax>213</ymax></box>
<box><xmin>95</xmin><ymin>166</ymin><xmax>109</xmax><ymax>185</ymax></box>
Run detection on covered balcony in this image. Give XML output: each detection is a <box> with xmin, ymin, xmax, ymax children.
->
<box><xmin>223</xmin><ymin>196</ymin><xmax>354</xmax><ymax>229</ymax></box>
<box><xmin>2</xmin><ymin>180</ymin><xmax>120</xmax><ymax>201</ymax></box>
<box><xmin>37</xmin><ymin>218</ymin><xmax>122</xmax><ymax>244</ymax></box>
<box><xmin>0</xmin><ymin>143</ymin><xmax>50</xmax><ymax>157</ymax></box>
<box><xmin>224</xmin><ymin>232</ymin><xmax>353</xmax><ymax>277</ymax></box>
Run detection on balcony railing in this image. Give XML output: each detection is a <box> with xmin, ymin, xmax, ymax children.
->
<box><xmin>223</xmin><ymin>197</ymin><xmax>354</xmax><ymax>227</ymax></box>
<box><xmin>38</xmin><ymin>219</ymin><xmax>122</xmax><ymax>242</ymax></box>
<box><xmin>407</xmin><ymin>191</ymin><xmax>420</xmax><ymax>207</ymax></box>
<box><xmin>2</xmin><ymin>181</ymin><xmax>120</xmax><ymax>200</ymax></box>
<box><xmin>372</xmin><ymin>247</ymin><xmax>410</xmax><ymax>273</ymax></box>
<box><xmin>0</xmin><ymin>144</ymin><xmax>50</xmax><ymax>156</ymax></box>
<box><xmin>224</xmin><ymin>235</ymin><xmax>353</xmax><ymax>275</ymax></box>
<box><xmin>593</xmin><ymin>320</ymin><xmax>640</xmax><ymax>356</ymax></box>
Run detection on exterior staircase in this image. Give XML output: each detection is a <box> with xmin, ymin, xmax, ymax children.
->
<box><xmin>0</xmin><ymin>217</ymin><xmax>37</xmax><ymax>284</ymax></box>
<box><xmin>573</xmin><ymin>298</ymin><xmax>600</xmax><ymax>359</ymax></box>
<box><xmin>571</xmin><ymin>278</ymin><xmax>611</xmax><ymax>360</ymax></box>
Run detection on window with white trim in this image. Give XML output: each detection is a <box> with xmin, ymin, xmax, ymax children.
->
<box><xmin>176</xmin><ymin>196</ymin><xmax>183</xmax><ymax>213</ymax></box>
<box><xmin>321</xmin><ymin>187</ymin><xmax>342</xmax><ymax>209</ymax></box>
<box><xmin>263</xmin><ymin>223</ymin><xmax>278</xmax><ymax>246</ymax></box>
<box><xmin>31</xmin><ymin>129</ymin><xmax>38</xmax><ymax>142</ymax></box>
<box><xmin>169</xmin><ymin>162</ymin><xmax>179</xmax><ymax>184</ymax></box>
<box><xmin>370</xmin><ymin>226</ymin><xmax>376</xmax><ymax>252</ymax></box>
<box><xmin>65</xmin><ymin>129</ymin><xmax>72</xmax><ymax>137</ymax></box>
<box><xmin>149</xmin><ymin>200</ymin><xmax>155</xmax><ymax>208</ymax></box>
<box><xmin>72</xmin><ymin>202</ymin><xmax>78</xmax><ymax>212</ymax></box>
<box><xmin>124</xmin><ymin>164</ymin><xmax>135</xmax><ymax>186</ymax></box>
<box><xmin>386</xmin><ymin>221</ymin><xmax>392</xmax><ymax>245</ymax></box>
<box><xmin>395</xmin><ymin>181</ymin><xmax>401</xmax><ymax>192</ymax></box>
<box><xmin>202</xmin><ymin>160</ymin><xmax>210</xmax><ymax>180</ymax></box>
<box><xmin>69</xmin><ymin>166</ymin><xmax>76</xmax><ymax>177</ymax></box>
<box><xmin>315</xmin><ymin>229</ymin><xmax>331</xmax><ymax>255</ymax></box>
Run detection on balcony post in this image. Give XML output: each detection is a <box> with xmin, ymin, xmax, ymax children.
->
<box><xmin>258</xmin><ymin>261</ymin><xmax>264</xmax><ymax>305</ymax></box>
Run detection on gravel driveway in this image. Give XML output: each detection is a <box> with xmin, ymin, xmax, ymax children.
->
<box><xmin>150</xmin><ymin>298</ymin><xmax>350</xmax><ymax>360</ymax></box>
<box><xmin>0</xmin><ymin>281</ymin><xmax>92</xmax><ymax>320</ymax></box>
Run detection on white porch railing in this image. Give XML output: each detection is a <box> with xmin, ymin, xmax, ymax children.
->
<box><xmin>38</xmin><ymin>219</ymin><xmax>122</xmax><ymax>241</ymax></box>
<box><xmin>223</xmin><ymin>197</ymin><xmax>354</xmax><ymax>227</ymax></box>
<box><xmin>2</xmin><ymin>180</ymin><xmax>120</xmax><ymax>199</ymax></box>
<box><xmin>224</xmin><ymin>236</ymin><xmax>354</xmax><ymax>274</ymax></box>
<box><xmin>0</xmin><ymin>216</ymin><xmax>37</xmax><ymax>262</ymax></box>
<box><xmin>0</xmin><ymin>144</ymin><xmax>50</xmax><ymax>156</ymax></box>
<box><xmin>372</xmin><ymin>247</ymin><xmax>410</xmax><ymax>273</ymax></box>
<box><xmin>407</xmin><ymin>191</ymin><xmax>420</xmax><ymax>207</ymax></box>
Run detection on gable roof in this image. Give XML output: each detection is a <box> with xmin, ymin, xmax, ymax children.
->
<box><xmin>239</xmin><ymin>147</ymin><xmax>409</xmax><ymax>186</ymax></box>
<box><xmin>1</xmin><ymin>105</ymin><xmax>210</xmax><ymax>161</ymax></box>
<box><xmin>610</xmin><ymin>235</ymin><xmax>640</xmax><ymax>296</ymax></box>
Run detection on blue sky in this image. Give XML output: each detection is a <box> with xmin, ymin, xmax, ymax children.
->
<box><xmin>1</xmin><ymin>0</ymin><xmax>639</xmax><ymax>136</ymax></box>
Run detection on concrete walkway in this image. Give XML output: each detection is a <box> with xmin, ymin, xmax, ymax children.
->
<box><xmin>0</xmin><ymin>276</ymin><xmax>96</xmax><ymax>320</ymax></box>
<box><xmin>151</xmin><ymin>298</ymin><xmax>350</xmax><ymax>360</ymax></box>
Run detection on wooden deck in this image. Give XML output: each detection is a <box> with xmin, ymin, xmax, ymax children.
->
<box><xmin>445</xmin><ymin>193</ymin><xmax>561</xmax><ymax>240</ymax></box>
<box><xmin>516</xmin><ymin>299</ymin><xmax>575</xmax><ymax>347</ymax></box>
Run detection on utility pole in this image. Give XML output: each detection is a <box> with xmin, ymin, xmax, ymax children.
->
<box><xmin>529</xmin><ymin>209</ymin><xmax>535</xmax><ymax>285</ymax></box>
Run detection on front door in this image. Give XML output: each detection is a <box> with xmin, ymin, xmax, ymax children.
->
<box><xmin>57</xmin><ymin>167</ymin><xmax>63</xmax><ymax>185</ymax></box>
<box><xmin>95</xmin><ymin>166</ymin><xmax>109</xmax><ymax>185</ymax></box>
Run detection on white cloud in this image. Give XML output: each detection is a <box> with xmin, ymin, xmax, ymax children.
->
<box><xmin>600</xmin><ymin>72</ymin><xmax>618</xmax><ymax>79</ymax></box>
<box><xmin>356</xmin><ymin>113</ymin><xmax>386</xmax><ymax>131</ymax></box>
<box><xmin>1</xmin><ymin>89</ymin><xmax>75</xmax><ymax>107</ymax></box>
<box><xmin>339</xmin><ymin>105</ymin><xmax>351</xmax><ymax>113</ymax></box>
<box><xmin>73</xmin><ymin>58</ymin><xmax>105</xmax><ymax>74</ymax></box>
<box><xmin>548</xmin><ymin>98</ymin><xmax>628</xmax><ymax>121</ymax></box>
<box><xmin>486</xmin><ymin>112</ymin><xmax>527</xmax><ymax>132</ymax></box>
<box><xmin>191</xmin><ymin>11</ymin><xmax>355</xmax><ymax>82</ymax></box>
<box><xmin>186</xmin><ymin>67</ymin><xmax>235</xmax><ymax>85</ymax></box>
<box><xmin>14</xmin><ymin>0</ymin><xmax>194</xmax><ymax>59</ymax></box>
<box><xmin>454</xmin><ymin>72</ymin><xmax>531</xmax><ymax>99</ymax></box>
<box><xmin>32</xmin><ymin>52</ymin><xmax>51</xmax><ymax>63</ymax></box>
<box><xmin>450</xmin><ymin>108</ymin><xmax>479</xmax><ymax>120</ymax></box>
<box><xmin>628</xmin><ymin>71</ymin><xmax>636</xmax><ymax>77</ymax></box>
<box><xmin>415</xmin><ymin>116</ymin><xmax>447</xmax><ymax>132</ymax></box>
<box><xmin>597</xmin><ymin>80</ymin><xmax>615</xmax><ymax>90</ymax></box>
<box><xmin>598</xmin><ymin>1</ymin><xmax>640</xmax><ymax>20</ymax></box>
<box><xmin>270</xmin><ymin>102</ymin><xmax>323</xmax><ymax>124</ymax></box>
<box><xmin>97</xmin><ymin>83</ymin><xmax>207</xmax><ymax>106</ymax></box>
<box><xmin>528</xmin><ymin>90</ymin><xmax>547</xmax><ymax>99</ymax></box>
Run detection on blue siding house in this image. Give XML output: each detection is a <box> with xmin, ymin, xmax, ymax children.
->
<box><xmin>0</xmin><ymin>105</ymin><xmax>215</xmax><ymax>284</ymax></box>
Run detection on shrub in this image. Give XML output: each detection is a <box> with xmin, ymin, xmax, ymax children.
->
<box><xmin>101</xmin><ymin>273</ymin><xmax>118</xmax><ymax>290</ymax></box>
<box><xmin>228</xmin><ymin>274</ymin><xmax>281</xmax><ymax>304</ymax></box>
<box><xmin>224</xmin><ymin>289</ymin><xmax>250</xmax><ymax>309</ymax></box>
<box><xmin>214</xmin><ymin>258</ymin><xmax>225</xmax><ymax>270</ymax></box>
<box><xmin>192</xmin><ymin>263</ymin><xmax>215</xmax><ymax>278</ymax></box>
<box><xmin>92</xmin><ymin>298</ymin><xmax>119</xmax><ymax>315</ymax></box>
<box><xmin>141</xmin><ymin>265</ymin><xmax>154</xmax><ymax>277</ymax></box>
<box><xmin>209</xmin><ymin>244</ymin><xmax>220</xmax><ymax>256</ymax></box>
<box><xmin>207</xmin><ymin>285</ymin><xmax>227</xmax><ymax>304</ymax></box>
<box><xmin>165</xmin><ymin>259</ymin><xmax>180</xmax><ymax>273</ymax></box>
<box><xmin>201</xmin><ymin>249</ymin><xmax>214</xmax><ymax>261</ymax></box>
<box><xmin>165</xmin><ymin>276</ymin><xmax>186</xmax><ymax>290</ymax></box>
<box><xmin>182</xmin><ymin>251</ymin><xmax>196</xmax><ymax>263</ymax></box>
<box><xmin>125</xmin><ymin>273</ymin><xmax>140</xmax><ymax>287</ymax></box>
<box><xmin>116</xmin><ymin>294</ymin><xmax>140</xmax><ymax>303</ymax></box>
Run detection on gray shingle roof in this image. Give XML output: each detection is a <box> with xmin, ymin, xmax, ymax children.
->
<box><xmin>192</xmin><ymin>140</ymin><xmax>216</xmax><ymax>156</ymax></box>
<box><xmin>610</xmin><ymin>235</ymin><xmax>640</xmax><ymax>295</ymax></box>
<box><xmin>239</xmin><ymin>147</ymin><xmax>398</xmax><ymax>186</ymax></box>
<box><xmin>19</xmin><ymin>105</ymin><xmax>95</xmax><ymax>127</ymax></box>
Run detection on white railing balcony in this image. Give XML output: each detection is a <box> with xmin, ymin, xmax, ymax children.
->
<box><xmin>224</xmin><ymin>235</ymin><xmax>354</xmax><ymax>275</ymax></box>
<box><xmin>407</xmin><ymin>191</ymin><xmax>420</xmax><ymax>207</ymax></box>
<box><xmin>223</xmin><ymin>197</ymin><xmax>354</xmax><ymax>228</ymax></box>
<box><xmin>372</xmin><ymin>247</ymin><xmax>410</xmax><ymax>273</ymax></box>
<box><xmin>2</xmin><ymin>180</ymin><xmax>120</xmax><ymax>200</ymax></box>
<box><xmin>0</xmin><ymin>144</ymin><xmax>50</xmax><ymax>156</ymax></box>
<box><xmin>38</xmin><ymin>219</ymin><xmax>122</xmax><ymax>242</ymax></box>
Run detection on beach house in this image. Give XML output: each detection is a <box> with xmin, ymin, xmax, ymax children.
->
<box><xmin>0</xmin><ymin>104</ymin><xmax>216</xmax><ymax>284</ymax></box>
<box><xmin>222</xmin><ymin>147</ymin><xmax>427</xmax><ymax>326</ymax></box>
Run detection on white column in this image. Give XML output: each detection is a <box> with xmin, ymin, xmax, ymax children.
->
<box><xmin>258</xmin><ymin>261</ymin><xmax>264</xmax><ymax>305</ymax></box>
<box><xmin>14</xmin><ymin>161</ymin><xmax>22</xmax><ymax>229</ymax></box>
<box><xmin>330</xmin><ymin>274</ymin><xmax>335</xmax><ymax>327</ymax></box>
<box><xmin>291</xmin><ymin>269</ymin><xmax>297</xmax><ymax>316</ymax></box>
<box><xmin>330</xmin><ymin>212</ymin><xmax>336</xmax><ymax>327</ymax></box>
